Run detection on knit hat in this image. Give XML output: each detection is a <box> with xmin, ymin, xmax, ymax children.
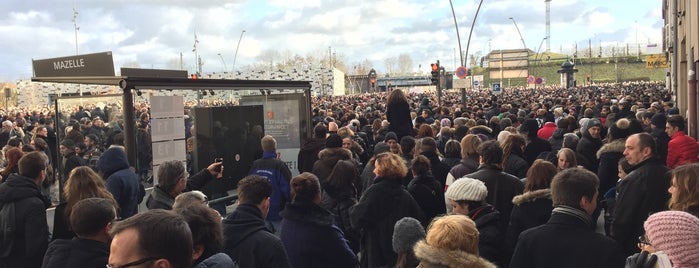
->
<box><xmin>607</xmin><ymin>118</ymin><xmax>631</xmax><ymax>140</ymax></box>
<box><xmin>325</xmin><ymin>134</ymin><xmax>343</xmax><ymax>148</ymax></box>
<box><xmin>373</xmin><ymin>142</ymin><xmax>390</xmax><ymax>155</ymax></box>
<box><xmin>384</xmin><ymin>132</ymin><xmax>398</xmax><ymax>143</ymax></box>
<box><xmin>60</xmin><ymin>139</ymin><xmax>76</xmax><ymax>148</ymax></box>
<box><xmin>445</xmin><ymin>177</ymin><xmax>487</xmax><ymax>202</ymax></box>
<box><xmin>650</xmin><ymin>113</ymin><xmax>667</xmax><ymax>128</ymax></box>
<box><xmin>392</xmin><ymin>217</ymin><xmax>425</xmax><ymax>253</ymax></box>
<box><xmin>644</xmin><ymin>211</ymin><xmax>699</xmax><ymax>267</ymax></box>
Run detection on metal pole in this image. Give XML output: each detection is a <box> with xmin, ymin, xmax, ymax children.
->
<box><xmin>218</xmin><ymin>53</ymin><xmax>228</xmax><ymax>72</ymax></box>
<box><xmin>232</xmin><ymin>30</ymin><xmax>246</xmax><ymax>71</ymax></box>
<box><xmin>464</xmin><ymin>0</ymin><xmax>484</xmax><ymax>69</ymax></box>
<box><xmin>509</xmin><ymin>17</ymin><xmax>528</xmax><ymax>85</ymax></box>
<box><xmin>448</xmin><ymin>0</ymin><xmax>464</xmax><ymax>67</ymax></box>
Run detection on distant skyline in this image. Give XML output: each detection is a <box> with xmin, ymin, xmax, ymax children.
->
<box><xmin>0</xmin><ymin>0</ymin><xmax>663</xmax><ymax>81</ymax></box>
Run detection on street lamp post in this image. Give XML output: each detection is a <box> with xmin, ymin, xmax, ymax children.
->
<box><xmin>217</xmin><ymin>53</ymin><xmax>228</xmax><ymax>72</ymax></box>
<box><xmin>232</xmin><ymin>30</ymin><xmax>246</xmax><ymax>71</ymax></box>
<box><xmin>509</xmin><ymin>17</ymin><xmax>528</xmax><ymax>85</ymax></box>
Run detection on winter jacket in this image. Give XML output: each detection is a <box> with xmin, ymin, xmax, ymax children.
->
<box><xmin>465</xmin><ymin>165</ymin><xmax>524</xmax><ymax>232</ymax></box>
<box><xmin>193</xmin><ymin>253</ymin><xmax>235</xmax><ymax>268</ymax></box>
<box><xmin>222</xmin><ymin>204</ymin><xmax>291</xmax><ymax>268</ymax></box>
<box><xmin>280</xmin><ymin>202</ymin><xmax>358</xmax><ymax>268</ymax></box>
<box><xmin>0</xmin><ymin>174</ymin><xmax>51</xmax><ymax>268</ymax></box>
<box><xmin>650</xmin><ymin>127</ymin><xmax>670</xmax><ymax>165</ymax></box>
<box><xmin>576</xmin><ymin>131</ymin><xmax>602</xmax><ymax>173</ymax></box>
<box><xmin>523</xmin><ymin>137</ymin><xmax>552</xmax><ymax>165</ymax></box>
<box><xmin>440</xmin><ymin>157</ymin><xmax>461</xmax><ymax>170</ymax></box>
<box><xmin>62</xmin><ymin>154</ymin><xmax>85</xmax><ymax>179</ymax></box>
<box><xmin>51</xmin><ymin>203</ymin><xmax>75</xmax><ymax>240</ymax></box>
<box><xmin>537</xmin><ymin>122</ymin><xmax>557</xmax><ymax>140</ymax></box>
<box><xmin>297</xmin><ymin>138</ymin><xmax>325</xmax><ymax>173</ymax></box>
<box><xmin>249</xmin><ymin>151</ymin><xmax>292</xmax><ymax>222</ymax></box>
<box><xmin>414</xmin><ymin>241</ymin><xmax>496</xmax><ymax>268</ymax></box>
<box><xmin>350</xmin><ymin>176</ymin><xmax>425</xmax><ymax>268</ymax></box>
<box><xmin>503</xmin><ymin>152</ymin><xmax>528</xmax><ymax>179</ymax></box>
<box><xmin>146</xmin><ymin>168</ymin><xmax>216</xmax><ymax>210</ymax></box>
<box><xmin>505</xmin><ymin>189</ymin><xmax>553</xmax><ymax>259</ymax></box>
<box><xmin>321</xmin><ymin>182</ymin><xmax>360</xmax><ymax>253</ymax></box>
<box><xmin>667</xmin><ymin>130</ymin><xmax>699</xmax><ymax>168</ymax></box>
<box><xmin>407</xmin><ymin>173</ymin><xmax>446</xmax><ymax>224</ymax></box>
<box><xmin>596</xmin><ymin>139</ymin><xmax>625</xmax><ymax>196</ymax></box>
<box><xmin>445</xmin><ymin>155</ymin><xmax>479</xmax><ymax>189</ymax></box>
<box><xmin>41</xmin><ymin>238</ymin><xmax>109</xmax><ymax>268</ymax></box>
<box><xmin>468</xmin><ymin>204</ymin><xmax>503</xmax><ymax>266</ymax></box>
<box><xmin>548</xmin><ymin>128</ymin><xmax>566</xmax><ymax>152</ymax></box>
<box><xmin>612</xmin><ymin>158</ymin><xmax>671</xmax><ymax>256</ymax></box>
<box><xmin>510</xmin><ymin>210</ymin><xmax>625</xmax><ymax>268</ymax></box>
<box><xmin>98</xmin><ymin>148</ymin><xmax>140</xmax><ymax>219</ymax></box>
<box><xmin>312</xmin><ymin>148</ymin><xmax>354</xmax><ymax>185</ymax></box>
<box><xmin>420</xmin><ymin>151</ymin><xmax>450</xmax><ymax>190</ymax></box>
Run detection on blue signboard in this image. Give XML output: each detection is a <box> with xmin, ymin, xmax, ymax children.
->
<box><xmin>492</xmin><ymin>83</ymin><xmax>501</xmax><ymax>94</ymax></box>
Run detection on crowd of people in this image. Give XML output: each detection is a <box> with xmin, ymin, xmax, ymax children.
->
<box><xmin>0</xmin><ymin>80</ymin><xmax>698</xmax><ymax>267</ymax></box>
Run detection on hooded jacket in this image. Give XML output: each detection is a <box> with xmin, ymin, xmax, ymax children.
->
<box><xmin>0</xmin><ymin>174</ymin><xmax>51</xmax><ymax>268</ymax></box>
<box><xmin>222</xmin><ymin>204</ymin><xmax>291</xmax><ymax>268</ymax></box>
<box><xmin>505</xmin><ymin>189</ymin><xmax>553</xmax><ymax>258</ymax></box>
<box><xmin>414</xmin><ymin>241</ymin><xmax>496</xmax><ymax>268</ymax></box>
<box><xmin>548</xmin><ymin>128</ymin><xmax>567</xmax><ymax>152</ymax></box>
<box><xmin>280</xmin><ymin>202</ymin><xmax>358</xmax><ymax>268</ymax></box>
<box><xmin>312</xmin><ymin>148</ymin><xmax>353</xmax><ymax>184</ymax></box>
<box><xmin>297</xmin><ymin>138</ymin><xmax>325</xmax><ymax>173</ymax></box>
<box><xmin>596</xmin><ymin>139</ymin><xmax>626</xmax><ymax>196</ymax></box>
<box><xmin>576</xmin><ymin>119</ymin><xmax>603</xmax><ymax>173</ymax></box>
<box><xmin>98</xmin><ymin>147</ymin><xmax>140</xmax><ymax>219</ymax></box>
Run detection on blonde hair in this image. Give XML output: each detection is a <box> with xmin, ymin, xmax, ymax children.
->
<box><xmin>669</xmin><ymin>163</ymin><xmax>699</xmax><ymax>212</ymax></box>
<box><xmin>373</xmin><ymin>152</ymin><xmax>408</xmax><ymax>179</ymax></box>
<box><xmin>425</xmin><ymin>215</ymin><xmax>479</xmax><ymax>253</ymax></box>
<box><xmin>261</xmin><ymin>135</ymin><xmax>277</xmax><ymax>152</ymax></box>
<box><xmin>64</xmin><ymin>166</ymin><xmax>117</xmax><ymax>220</ymax></box>
<box><xmin>460</xmin><ymin>134</ymin><xmax>481</xmax><ymax>159</ymax></box>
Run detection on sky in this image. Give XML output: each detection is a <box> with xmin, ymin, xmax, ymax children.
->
<box><xmin>0</xmin><ymin>0</ymin><xmax>663</xmax><ymax>81</ymax></box>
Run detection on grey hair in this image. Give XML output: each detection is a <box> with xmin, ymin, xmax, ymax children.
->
<box><xmin>157</xmin><ymin>160</ymin><xmax>186</xmax><ymax>192</ymax></box>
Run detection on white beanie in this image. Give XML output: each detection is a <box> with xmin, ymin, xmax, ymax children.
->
<box><xmin>445</xmin><ymin>177</ymin><xmax>487</xmax><ymax>202</ymax></box>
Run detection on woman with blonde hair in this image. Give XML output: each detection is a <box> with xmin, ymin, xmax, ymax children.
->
<box><xmin>52</xmin><ymin>166</ymin><xmax>117</xmax><ymax>240</ymax></box>
<box><xmin>668</xmin><ymin>163</ymin><xmax>699</xmax><ymax>217</ymax></box>
<box><xmin>350</xmin><ymin>152</ymin><xmax>424</xmax><ymax>268</ymax></box>
<box><xmin>556</xmin><ymin>148</ymin><xmax>577</xmax><ymax>171</ymax></box>
<box><xmin>414</xmin><ymin>215</ymin><xmax>496</xmax><ymax>268</ymax></box>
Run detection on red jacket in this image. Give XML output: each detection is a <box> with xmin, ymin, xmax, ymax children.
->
<box><xmin>537</xmin><ymin>122</ymin><xmax>557</xmax><ymax>141</ymax></box>
<box><xmin>667</xmin><ymin>131</ymin><xmax>699</xmax><ymax>168</ymax></box>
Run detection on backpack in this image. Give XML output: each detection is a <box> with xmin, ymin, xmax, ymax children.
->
<box><xmin>0</xmin><ymin>202</ymin><xmax>16</xmax><ymax>258</ymax></box>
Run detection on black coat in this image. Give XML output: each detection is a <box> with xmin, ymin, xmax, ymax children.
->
<box><xmin>349</xmin><ymin>177</ymin><xmax>424</xmax><ymax>268</ymax></box>
<box><xmin>469</xmin><ymin>204</ymin><xmax>503</xmax><ymax>266</ymax></box>
<box><xmin>650</xmin><ymin>127</ymin><xmax>670</xmax><ymax>164</ymax></box>
<box><xmin>421</xmin><ymin>151</ymin><xmax>450</xmax><ymax>190</ymax></box>
<box><xmin>321</xmin><ymin>182</ymin><xmax>360</xmax><ymax>252</ymax></box>
<box><xmin>523</xmin><ymin>137</ymin><xmax>552</xmax><ymax>165</ymax></box>
<box><xmin>576</xmin><ymin>132</ymin><xmax>602</xmax><ymax>173</ymax></box>
<box><xmin>0</xmin><ymin>174</ymin><xmax>51</xmax><ymax>268</ymax></box>
<box><xmin>41</xmin><ymin>238</ymin><xmax>109</xmax><ymax>268</ymax></box>
<box><xmin>611</xmin><ymin>158</ymin><xmax>670</xmax><ymax>256</ymax></box>
<box><xmin>548</xmin><ymin>128</ymin><xmax>566</xmax><ymax>152</ymax></box>
<box><xmin>51</xmin><ymin>203</ymin><xmax>75</xmax><ymax>241</ymax></box>
<box><xmin>312</xmin><ymin>148</ymin><xmax>354</xmax><ymax>185</ymax></box>
<box><xmin>504</xmin><ymin>153</ymin><xmax>529</xmax><ymax>179</ymax></box>
<box><xmin>505</xmin><ymin>189</ymin><xmax>553</xmax><ymax>259</ymax></box>
<box><xmin>407</xmin><ymin>173</ymin><xmax>446</xmax><ymax>224</ymax></box>
<box><xmin>386</xmin><ymin>100</ymin><xmax>414</xmax><ymax>140</ymax></box>
<box><xmin>510</xmin><ymin>211</ymin><xmax>625</xmax><ymax>268</ymax></box>
<box><xmin>297</xmin><ymin>138</ymin><xmax>325</xmax><ymax>173</ymax></box>
<box><xmin>465</xmin><ymin>165</ymin><xmax>524</xmax><ymax>232</ymax></box>
<box><xmin>222</xmin><ymin>204</ymin><xmax>291</xmax><ymax>268</ymax></box>
<box><xmin>596</xmin><ymin>139</ymin><xmax>625</xmax><ymax>196</ymax></box>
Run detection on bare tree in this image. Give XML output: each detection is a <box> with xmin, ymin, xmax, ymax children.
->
<box><xmin>384</xmin><ymin>57</ymin><xmax>397</xmax><ymax>75</ymax></box>
<box><xmin>257</xmin><ymin>49</ymin><xmax>280</xmax><ymax>69</ymax></box>
<box><xmin>398</xmin><ymin>54</ymin><xmax>413</xmax><ymax>74</ymax></box>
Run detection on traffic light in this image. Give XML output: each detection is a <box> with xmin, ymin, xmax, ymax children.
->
<box><xmin>430</xmin><ymin>62</ymin><xmax>439</xmax><ymax>85</ymax></box>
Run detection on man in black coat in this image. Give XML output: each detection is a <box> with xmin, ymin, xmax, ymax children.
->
<box><xmin>297</xmin><ymin>124</ymin><xmax>326</xmax><ymax>173</ymax></box>
<box><xmin>510</xmin><ymin>168</ymin><xmax>625</xmax><ymax>268</ymax></box>
<box><xmin>42</xmin><ymin>198</ymin><xmax>114</xmax><ymax>268</ymax></box>
<box><xmin>612</xmin><ymin>133</ymin><xmax>670</xmax><ymax>256</ymax></box>
<box><xmin>222</xmin><ymin>175</ymin><xmax>291</xmax><ymax>268</ymax></box>
<box><xmin>0</xmin><ymin>152</ymin><xmax>51</xmax><ymax>268</ymax></box>
<box><xmin>465</xmin><ymin>140</ymin><xmax>523</xmax><ymax>232</ymax></box>
<box><xmin>59</xmin><ymin>139</ymin><xmax>85</xmax><ymax>181</ymax></box>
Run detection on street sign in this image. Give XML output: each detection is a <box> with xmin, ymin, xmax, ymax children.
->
<box><xmin>473</xmin><ymin>81</ymin><xmax>479</xmax><ymax>86</ymax></box>
<box><xmin>492</xmin><ymin>83</ymin><xmax>501</xmax><ymax>94</ymax></box>
<box><xmin>32</xmin><ymin>51</ymin><xmax>115</xmax><ymax>77</ymax></box>
<box><xmin>455</xmin><ymin>66</ymin><xmax>468</xmax><ymax>79</ymax></box>
<box><xmin>645</xmin><ymin>54</ymin><xmax>668</xmax><ymax>68</ymax></box>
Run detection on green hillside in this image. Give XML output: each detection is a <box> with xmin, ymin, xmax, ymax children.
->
<box><xmin>472</xmin><ymin>56</ymin><xmax>665</xmax><ymax>87</ymax></box>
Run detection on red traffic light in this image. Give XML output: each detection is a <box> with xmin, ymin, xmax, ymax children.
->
<box><xmin>431</xmin><ymin>63</ymin><xmax>438</xmax><ymax>71</ymax></box>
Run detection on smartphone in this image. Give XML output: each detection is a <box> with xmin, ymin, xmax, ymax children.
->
<box><xmin>214</xmin><ymin>158</ymin><xmax>223</xmax><ymax>172</ymax></box>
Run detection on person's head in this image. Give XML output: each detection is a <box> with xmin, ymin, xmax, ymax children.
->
<box><xmin>665</xmin><ymin>115</ymin><xmax>685</xmax><ymax>137</ymax></box>
<box><xmin>156</xmin><ymin>160</ymin><xmax>188</xmax><ymax>196</ymax></box>
<box><xmin>584</xmin><ymin>118</ymin><xmax>602</xmax><ymax>139</ymax></box>
<box><xmin>562</xmin><ymin>133</ymin><xmax>579</xmax><ymax>149</ymax></box>
<box><xmin>290</xmin><ymin>172</ymin><xmax>321</xmax><ymax>204</ymax></box>
<box><xmin>70</xmin><ymin>197</ymin><xmax>117</xmax><ymax>241</ymax></box>
<box><xmin>341</xmin><ymin>137</ymin><xmax>353</xmax><ymax>151</ymax></box>
<box><xmin>327</xmin><ymin>159</ymin><xmax>358</xmax><ymax>189</ymax></box>
<box><xmin>617</xmin><ymin>158</ymin><xmax>631</xmax><ymax>180</ymax></box>
<box><xmin>65</xmin><ymin>166</ymin><xmax>116</xmax><ymax>220</ymax></box>
<box><xmin>237</xmin><ymin>175</ymin><xmax>272</xmax><ymax>218</ymax></box>
<box><xmin>550</xmin><ymin>167</ymin><xmax>599</xmax><ymax>215</ymax></box>
<box><xmin>173</xmin><ymin>203</ymin><xmax>223</xmax><ymax>265</ymax></box>
<box><xmin>477</xmin><ymin>140</ymin><xmax>503</xmax><ymax>167</ymax></box>
<box><xmin>460</xmin><ymin>134</ymin><xmax>481</xmax><ymax>159</ymax></box>
<box><xmin>387</xmin><ymin>88</ymin><xmax>408</xmax><ymax>106</ymax></box>
<box><xmin>525</xmin><ymin>159</ymin><xmax>557</xmax><ymax>192</ymax></box>
<box><xmin>556</xmin><ymin>148</ymin><xmax>577</xmax><ymax>170</ymax></box>
<box><xmin>668</xmin><ymin>163</ymin><xmax>699</xmax><ymax>213</ymax></box>
<box><xmin>643</xmin><ymin>210</ymin><xmax>699</xmax><ymax>267</ymax></box>
<box><xmin>399</xmin><ymin>136</ymin><xmax>416</xmax><ymax>158</ymax></box>
<box><xmin>313</xmin><ymin>124</ymin><xmax>328</xmax><ymax>139</ymax></box>
<box><xmin>373</xmin><ymin>152</ymin><xmax>408</xmax><ymax>179</ymax></box>
<box><xmin>623</xmin><ymin>133</ymin><xmax>655</xmax><ymax>166</ymax></box>
<box><xmin>650</xmin><ymin>113</ymin><xmax>667</xmax><ymax>130</ymax></box>
<box><xmin>444</xmin><ymin>177</ymin><xmax>487</xmax><ymax>216</ymax></box>
<box><xmin>419</xmin><ymin>137</ymin><xmax>438</xmax><ymax>154</ymax></box>
<box><xmin>108</xmin><ymin>210</ymin><xmax>193</xmax><ymax>268</ymax></box>
<box><xmin>417</xmin><ymin>124</ymin><xmax>433</xmax><ymax>138</ymax></box>
<box><xmin>261</xmin><ymin>135</ymin><xmax>277</xmax><ymax>152</ymax></box>
<box><xmin>411</xmin><ymin>155</ymin><xmax>431</xmax><ymax>177</ymax></box>
<box><xmin>7</xmin><ymin>137</ymin><xmax>22</xmax><ymax>148</ymax></box>
<box><xmin>424</xmin><ymin>215</ymin><xmax>479</xmax><ymax>253</ymax></box>
<box><xmin>173</xmin><ymin>191</ymin><xmax>208</xmax><ymax>210</ymax></box>
<box><xmin>392</xmin><ymin>217</ymin><xmax>425</xmax><ymax>266</ymax></box>
<box><xmin>444</xmin><ymin>139</ymin><xmax>461</xmax><ymax>159</ymax></box>
<box><xmin>85</xmin><ymin>134</ymin><xmax>99</xmax><ymax>147</ymax></box>
<box><xmin>59</xmin><ymin>139</ymin><xmax>76</xmax><ymax>156</ymax></box>
<box><xmin>2</xmin><ymin>147</ymin><xmax>23</xmax><ymax>173</ymax></box>
<box><xmin>18</xmin><ymin>151</ymin><xmax>47</xmax><ymax>183</ymax></box>
<box><xmin>384</xmin><ymin>132</ymin><xmax>399</xmax><ymax>152</ymax></box>
<box><xmin>32</xmin><ymin>137</ymin><xmax>48</xmax><ymax>151</ymax></box>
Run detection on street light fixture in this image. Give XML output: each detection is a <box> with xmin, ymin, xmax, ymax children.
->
<box><xmin>217</xmin><ymin>53</ymin><xmax>228</xmax><ymax>72</ymax></box>
<box><xmin>232</xmin><ymin>30</ymin><xmax>246</xmax><ymax>71</ymax></box>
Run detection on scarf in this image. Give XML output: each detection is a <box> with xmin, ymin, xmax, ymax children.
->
<box><xmin>552</xmin><ymin>205</ymin><xmax>593</xmax><ymax>229</ymax></box>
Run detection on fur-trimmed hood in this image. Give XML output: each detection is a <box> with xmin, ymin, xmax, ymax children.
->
<box><xmin>317</xmin><ymin>147</ymin><xmax>353</xmax><ymax>161</ymax></box>
<box><xmin>414</xmin><ymin>241</ymin><xmax>496</xmax><ymax>268</ymax></box>
<box><xmin>512</xmin><ymin>189</ymin><xmax>551</xmax><ymax>206</ymax></box>
<box><xmin>470</xmin><ymin>125</ymin><xmax>493</xmax><ymax>134</ymax></box>
<box><xmin>596</xmin><ymin>139</ymin><xmax>626</xmax><ymax>159</ymax></box>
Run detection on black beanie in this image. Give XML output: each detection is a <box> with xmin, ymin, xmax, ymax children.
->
<box><xmin>325</xmin><ymin>134</ymin><xmax>343</xmax><ymax>148</ymax></box>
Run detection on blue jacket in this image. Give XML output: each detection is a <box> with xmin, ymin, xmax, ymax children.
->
<box><xmin>249</xmin><ymin>151</ymin><xmax>292</xmax><ymax>221</ymax></box>
<box><xmin>98</xmin><ymin>147</ymin><xmax>140</xmax><ymax>219</ymax></box>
